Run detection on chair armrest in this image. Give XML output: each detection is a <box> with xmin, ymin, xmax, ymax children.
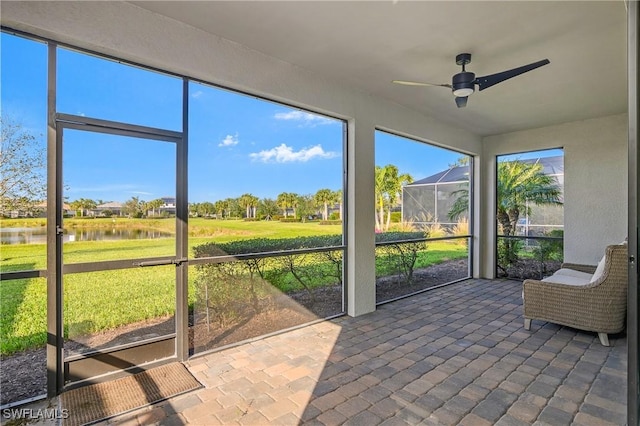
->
<box><xmin>560</xmin><ymin>263</ymin><xmax>596</xmax><ymax>274</ymax></box>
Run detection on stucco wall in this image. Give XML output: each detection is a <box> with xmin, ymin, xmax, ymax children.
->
<box><xmin>482</xmin><ymin>114</ymin><xmax>628</xmax><ymax>268</ymax></box>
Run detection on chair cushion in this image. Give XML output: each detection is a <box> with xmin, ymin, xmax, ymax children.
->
<box><xmin>591</xmin><ymin>254</ymin><xmax>607</xmax><ymax>283</ymax></box>
<box><xmin>541</xmin><ymin>273</ymin><xmax>591</xmax><ymax>286</ymax></box>
<box><xmin>553</xmin><ymin>268</ymin><xmax>595</xmax><ymax>281</ymax></box>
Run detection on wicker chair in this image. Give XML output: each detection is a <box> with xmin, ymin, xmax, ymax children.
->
<box><xmin>522</xmin><ymin>244</ymin><xmax>628</xmax><ymax>346</ymax></box>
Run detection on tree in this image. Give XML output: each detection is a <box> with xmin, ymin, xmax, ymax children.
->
<box><xmin>69</xmin><ymin>198</ymin><xmax>97</xmax><ymax>217</ymax></box>
<box><xmin>0</xmin><ymin>116</ymin><xmax>46</xmax><ymax>216</ymax></box>
<box><xmin>296</xmin><ymin>194</ymin><xmax>315</xmax><ymax>222</ymax></box>
<box><xmin>225</xmin><ymin>197</ymin><xmax>243</xmax><ymax>218</ymax></box>
<box><xmin>147</xmin><ymin>198</ymin><xmax>164</xmax><ymax>217</ymax></box>
<box><xmin>374</xmin><ymin>164</ymin><xmax>413</xmax><ymax>231</ymax></box>
<box><xmin>448</xmin><ymin>155</ymin><xmax>470</xmax><ymax>168</ymax></box>
<box><xmin>314</xmin><ymin>188</ymin><xmax>335</xmax><ymax>221</ymax></box>
<box><xmin>289</xmin><ymin>193</ymin><xmax>300</xmax><ymax>219</ymax></box>
<box><xmin>449</xmin><ymin>160</ymin><xmax>562</xmax><ymax>231</ymax></box>
<box><xmin>276</xmin><ymin>192</ymin><xmax>299</xmax><ymax>218</ymax></box>
<box><xmin>277</xmin><ymin>192</ymin><xmax>291</xmax><ymax>218</ymax></box>
<box><xmin>257</xmin><ymin>198</ymin><xmax>279</xmax><ymax>220</ymax></box>
<box><xmin>198</xmin><ymin>201</ymin><xmax>215</xmax><ymax>217</ymax></box>
<box><xmin>69</xmin><ymin>199</ymin><xmax>83</xmax><ymax>217</ymax></box>
<box><xmin>189</xmin><ymin>202</ymin><xmax>201</xmax><ymax>217</ymax></box>
<box><xmin>334</xmin><ymin>189</ymin><xmax>343</xmax><ymax>220</ymax></box>
<box><xmin>123</xmin><ymin>196</ymin><xmax>145</xmax><ymax>218</ymax></box>
<box><xmin>213</xmin><ymin>199</ymin><xmax>229</xmax><ymax>219</ymax></box>
<box><xmin>238</xmin><ymin>193</ymin><xmax>259</xmax><ymax>219</ymax></box>
<box><xmin>448</xmin><ymin>159</ymin><xmax>563</xmax><ymax>266</ymax></box>
<box><xmin>495</xmin><ymin>160</ymin><xmax>562</xmax><ymax>237</ymax></box>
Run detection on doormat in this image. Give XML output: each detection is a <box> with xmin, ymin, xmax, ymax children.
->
<box><xmin>60</xmin><ymin>362</ymin><xmax>202</xmax><ymax>426</ymax></box>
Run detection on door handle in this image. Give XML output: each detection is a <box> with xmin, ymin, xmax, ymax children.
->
<box><xmin>134</xmin><ymin>258</ymin><xmax>188</xmax><ymax>267</ymax></box>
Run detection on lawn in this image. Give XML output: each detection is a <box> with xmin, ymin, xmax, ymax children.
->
<box><xmin>0</xmin><ymin>218</ymin><xmax>467</xmax><ymax>354</ymax></box>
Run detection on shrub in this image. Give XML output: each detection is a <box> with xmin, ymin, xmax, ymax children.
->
<box><xmin>319</xmin><ymin>220</ymin><xmax>342</xmax><ymax>225</ymax></box>
<box><xmin>497</xmin><ymin>238</ymin><xmax>523</xmax><ymax>273</ymax></box>
<box><xmin>426</xmin><ymin>221</ymin><xmax>447</xmax><ymax>239</ymax></box>
<box><xmin>390</xmin><ymin>211</ymin><xmax>402</xmax><ymax>223</ymax></box>
<box><xmin>532</xmin><ymin>229</ymin><xmax>564</xmax><ymax>274</ymax></box>
<box><xmin>375</xmin><ymin>231</ymin><xmax>427</xmax><ymax>283</ymax></box>
<box><xmin>450</xmin><ymin>218</ymin><xmax>469</xmax><ymax>245</ymax></box>
<box><xmin>193</xmin><ymin>235</ymin><xmax>345</xmax><ymax>326</ymax></box>
<box><xmin>193</xmin><ymin>232</ymin><xmax>429</xmax><ymax>326</ymax></box>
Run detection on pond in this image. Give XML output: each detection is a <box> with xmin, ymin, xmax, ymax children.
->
<box><xmin>1</xmin><ymin>227</ymin><xmax>174</xmax><ymax>244</ymax></box>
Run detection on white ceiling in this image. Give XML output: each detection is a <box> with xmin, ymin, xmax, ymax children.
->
<box><xmin>131</xmin><ymin>1</ymin><xmax>628</xmax><ymax>136</ymax></box>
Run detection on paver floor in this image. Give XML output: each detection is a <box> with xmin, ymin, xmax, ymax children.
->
<box><xmin>6</xmin><ymin>279</ymin><xmax>627</xmax><ymax>425</ymax></box>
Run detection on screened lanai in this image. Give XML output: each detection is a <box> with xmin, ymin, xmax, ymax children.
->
<box><xmin>0</xmin><ymin>1</ymin><xmax>637</xmax><ymax>424</ymax></box>
<box><xmin>402</xmin><ymin>155</ymin><xmax>564</xmax><ymax>235</ymax></box>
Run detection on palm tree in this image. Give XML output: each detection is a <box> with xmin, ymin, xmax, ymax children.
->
<box><xmin>225</xmin><ymin>197</ymin><xmax>241</xmax><ymax>218</ymax></box>
<box><xmin>213</xmin><ymin>200</ymin><xmax>228</xmax><ymax>219</ymax></box>
<box><xmin>277</xmin><ymin>192</ymin><xmax>291</xmax><ymax>218</ymax></box>
<box><xmin>198</xmin><ymin>201</ymin><xmax>215</xmax><ymax>217</ymax></box>
<box><xmin>276</xmin><ymin>192</ymin><xmax>299</xmax><ymax>218</ymax></box>
<box><xmin>258</xmin><ymin>198</ymin><xmax>279</xmax><ymax>220</ymax></box>
<box><xmin>314</xmin><ymin>188</ymin><xmax>334</xmax><ymax>220</ymax></box>
<box><xmin>449</xmin><ymin>160</ymin><xmax>562</xmax><ymax>233</ymax></box>
<box><xmin>287</xmin><ymin>192</ymin><xmax>299</xmax><ymax>219</ymax></box>
<box><xmin>448</xmin><ymin>159</ymin><xmax>562</xmax><ymax>266</ymax></box>
<box><xmin>375</xmin><ymin>164</ymin><xmax>413</xmax><ymax>231</ymax></box>
<box><xmin>239</xmin><ymin>193</ymin><xmax>259</xmax><ymax>218</ymax></box>
<box><xmin>70</xmin><ymin>198</ymin><xmax>97</xmax><ymax>217</ymax></box>
<box><xmin>334</xmin><ymin>189</ymin><xmax>343</xmax><ymax>220</ymax></box>
<box><xmin>496</xmin><ymin>160</ymin><xmax>562</xmax><ymax>236</ymax></box>
<box><xmin>147</xmin><ymin>198</ymin><xmax>164</xmax><ymax>217</ymax></box>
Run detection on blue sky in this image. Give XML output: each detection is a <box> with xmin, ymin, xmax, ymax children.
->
<box><xmin>2</xmin><ymin>32</ymin><xmax>561</xmax><ymax>204</ymax></box>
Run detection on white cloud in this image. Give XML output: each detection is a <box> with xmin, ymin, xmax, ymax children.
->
<box><xmin>250</xmin><ymin>143</ymin><xmax>338</xmax><ymax>163</ymax></box>
<box><xmin>274</xmin><ymin>110</ymin><xmax>334</xmax><ymax>126</ymax></box>
<box><xmin>218</xmin><ymin>134</ymin><xmax>239</xmax><ymax>147</ymax></box>
<box><xmin>191</xmin><ymin>90</ymin><xmax>204</xmax><ymax>99</ymax></box>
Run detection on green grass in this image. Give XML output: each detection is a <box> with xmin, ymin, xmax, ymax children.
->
<box><xmin>0</xmin><ymin>218</ymin><xmax>466</xmax><ymax>355</ymax></box>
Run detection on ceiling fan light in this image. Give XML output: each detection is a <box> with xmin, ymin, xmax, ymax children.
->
<box><xmin>452</xmin><ymin>71</ymin><xmax>476</xmax><ymax>97</ymax></box>
<box><xmin>453</xmin><ymin>87</ymin><xmax>474</xmax><ymax>97</ymax></box>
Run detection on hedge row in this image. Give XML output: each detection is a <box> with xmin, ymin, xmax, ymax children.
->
<box><xmin>193</xmin><ymin>231</ymin><xmax>426</xmax><ymax>258</ymax></box>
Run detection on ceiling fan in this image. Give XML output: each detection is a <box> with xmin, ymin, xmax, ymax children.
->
<box><xmin>393</xmin><ymin>53</ymin><xmax>550</xmax><ymax>108</ymax></box>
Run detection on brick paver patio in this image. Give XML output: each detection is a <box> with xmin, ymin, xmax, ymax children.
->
<box><xmin>11</xmin><ymin>279</ymin><xmax>628</xmax><ymax>425</ymax></box>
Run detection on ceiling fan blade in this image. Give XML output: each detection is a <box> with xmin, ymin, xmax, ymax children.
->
<box><xmin>475</xmin><ymin>59</ymin><xmax>550</xmax><ymax>91</ymax></box>
<box><xmin>455</xmin><ymin>96</ymin><xmax>468</xmax><ymax>108</ymax></box>
<box><xmin>392</xmin><ymin>80</ymin><xmax>452</xmax><ymax>89</ymax></box>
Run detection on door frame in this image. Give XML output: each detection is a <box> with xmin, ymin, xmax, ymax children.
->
<box><xmin>628</xmin><ymin>1</ymin><xmax>639</xmax><ymax>424</ymax></box>
<box><xmin>47</xmin><ymin>113</ymin><xmax>187</xmax><ymax>394</ymax></box>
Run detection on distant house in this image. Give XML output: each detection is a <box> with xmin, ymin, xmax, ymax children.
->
<box><xmin>93</xmin><ymin>201</ymin><xmax>124</xmax><ymax>217</ymax></box>
<box><xmin>159</xmin><ymin>197</ymin><xmax>176</xmax><ymax>215</ymax></box>
<box><xmin>402</xmin><ymin>155</ymin><xmax>564</xmax><ymax>235</ymax></box>
<box><xmin>3</xmin><ymin>201</ymin><xmax>74</xmax><ymax>218</ymax></box>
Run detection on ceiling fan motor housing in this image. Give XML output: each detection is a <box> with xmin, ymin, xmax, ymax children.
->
<box><xmin>452</xmin><ymin>71</ymin><xmax>476</xmax><ymax>96</ymax></box>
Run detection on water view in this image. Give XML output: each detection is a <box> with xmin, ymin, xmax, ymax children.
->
<box><xmin>1</xmin><ymin>227</ymin><xmax>174</xmax><ymax>244</ymax></box>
